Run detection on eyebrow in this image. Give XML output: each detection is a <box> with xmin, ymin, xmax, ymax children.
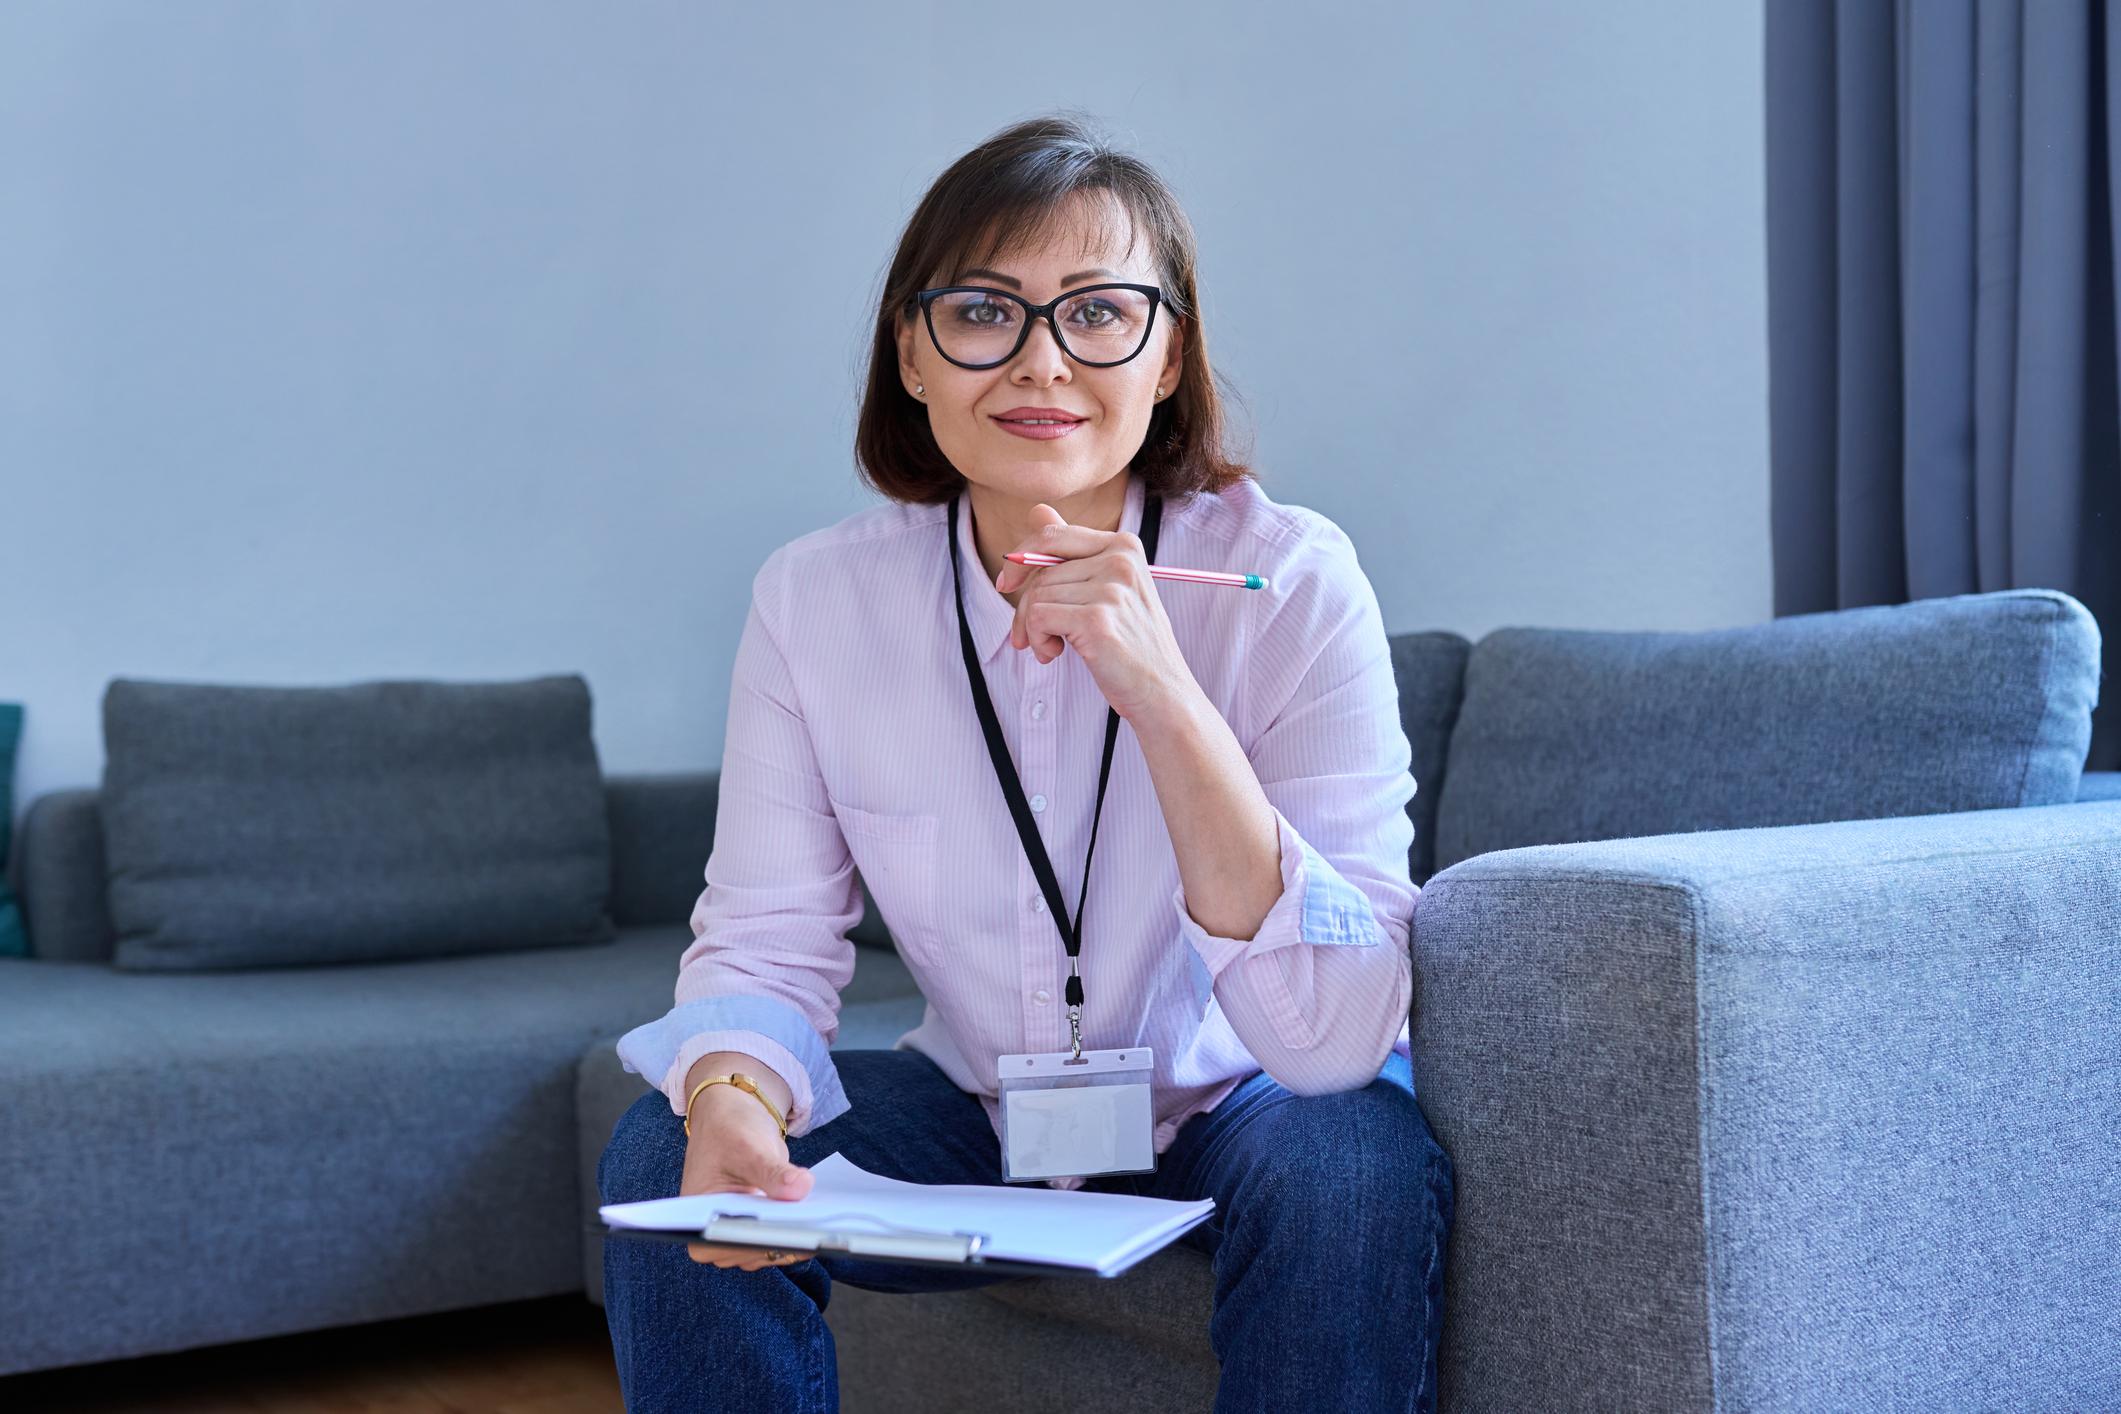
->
<box><xmin>954</xmin><ymin>267</ymin><xmax>1124</xmax><ymax>289</ymax></box>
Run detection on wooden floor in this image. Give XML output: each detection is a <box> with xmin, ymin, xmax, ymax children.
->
<box><xmin>0</xmin><ymin>1294</ymin><xmax>624</xmax><ymax>1414</ymax></box>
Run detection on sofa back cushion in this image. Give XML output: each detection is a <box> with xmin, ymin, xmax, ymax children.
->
<box><xmin>1387</xmin><ymin>631</ymin><xmax>1474</xmax><ymax>884</ymax></box>
<box><xmin>1432</xmin><ymin>589</ymin><xmax>2101</xmax><ymax>874</ymax></box>
<box><xmin>100</xmin><ymin>674</ymin><xmax>617</xmax><ymax>970</ymax></box>
<box><xmin>15</xmin><ymin>788</ymin><xmax>112</xmax><ymax>962</ymax></box>
<box><xmin>604</xmin><ymin>772</ymin><xmax>718</xmax><ymax>929</ymax></box>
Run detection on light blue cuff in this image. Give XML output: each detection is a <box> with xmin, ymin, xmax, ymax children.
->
<box><xmin>1175</xmin><ymin>806</ymin><xmax>1383</xmax><ymax>981</ymax></box>
<box><xmin>615</xmin><ymin>994</ymin><xmax>849</xmax><ymax>1127</ymax></box>
<box><xmin>1295</xmin><ymin>829</ymin><xmax>1383</xmax><ymax>948</ymax></box>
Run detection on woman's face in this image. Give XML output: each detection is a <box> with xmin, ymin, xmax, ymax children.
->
<box><xmin>896</xmin><ymin>201</ymin><xmax>1184</xmax><ymax>505</ymax></box>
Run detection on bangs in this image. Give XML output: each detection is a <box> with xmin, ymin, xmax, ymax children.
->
<box><xmin>924</xmin><ymin>188</ymin><xmax>1150</xmax><ymax>300</ymax></box>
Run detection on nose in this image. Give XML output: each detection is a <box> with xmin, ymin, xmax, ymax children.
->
<box><xmin>1011</xmin><ymin>315</ymin><xmax>1071</xmax><ymax>382</ymax></box>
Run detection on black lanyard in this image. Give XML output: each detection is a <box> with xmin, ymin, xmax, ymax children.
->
<box><xmin>948</xmin><ymin>485</ymin><xmax>1164</xmax><ymax>1058</ymax></box>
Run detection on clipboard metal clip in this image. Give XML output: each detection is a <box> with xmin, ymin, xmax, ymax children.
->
<box><xmin>704</xmin><ymin>1209</ymin><xmax>990</xmax><ymax>1264</ymax></box>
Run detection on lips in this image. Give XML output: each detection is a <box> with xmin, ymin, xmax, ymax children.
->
<box><xmin>992</xmin><ymin>408</ymin><xmax>1087</xmax><ymax>424</ymax></box>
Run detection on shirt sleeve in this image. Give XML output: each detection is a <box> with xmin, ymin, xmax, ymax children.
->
<box><xmin>1169</xmin><ymin>517</ymin><xmax>1418</xmax><ymax>1096</ymax></box>
<box><xmin>615</xmin><ymin>546</ymin><xmax>861</xmax><ymax>1138</ymax></box>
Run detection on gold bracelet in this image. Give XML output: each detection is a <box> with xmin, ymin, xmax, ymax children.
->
<box><xmin>684</xmin><ymin>1071</ymin><xmax>788</xmax><ymax>1139</ymax></box>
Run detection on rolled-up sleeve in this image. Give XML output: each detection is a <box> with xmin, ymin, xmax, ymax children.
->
<box><xmin>615</xmin><ymin>547</ymin><xmax>862</xmax><ymax>1137</ymax></box>
<box><xmin>1170</xmin><ymin>518</ymin><xmax>1418</xmax><ymax>1094</ymax></box>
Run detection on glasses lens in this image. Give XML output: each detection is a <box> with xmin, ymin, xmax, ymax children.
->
<box><xmin>929</xmin><ymin>287</ymin><xmax>1153</xmax><ymax>366</ymax></box>
<box><xmin>929</xmin><ymin>291</ymin><xmax>1023</xmax><ymax>366</ymax></box>
<box><xmin>1056</xmin><ymin>287</ymin><xmax>1153</xmax><ymax>363</ymax></box>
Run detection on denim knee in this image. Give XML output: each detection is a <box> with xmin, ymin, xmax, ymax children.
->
<box><xmin>1352</xmin><ymin>1084</ymin><xmax>1454</xmax><ymax>1230</ymax></box>
<box><xmin>599</xmin><ymin>1089</ymin><xmax>686</xmax><ymax>1207</ymax></box>
<box><xmin>1247</xmin><ymin>1079</ymin><xmax>1455</xmax><ymax>1242</ymax></box>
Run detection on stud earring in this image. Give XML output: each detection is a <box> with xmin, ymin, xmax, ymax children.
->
<box><xmin>1155</xmin><ymin>387</ymin><xmax>1163</xmax><ymax>397</ymax></box>
<box><xmin>915</xmin><ymin>384</ymin><xmax>924</xmax><ymax>397</ymax></box>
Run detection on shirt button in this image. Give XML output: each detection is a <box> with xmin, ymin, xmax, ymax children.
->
<box><xmin>1031</xmin><ymin>700</ymin><xmax>1047</xmax><ymax>720</ymax></box>
<box><xmin>1031</xmin><ymin>896</ymin><xmax>1046</xmax><ymax>913</ymax></box>
<box><xmin>1029</xmin><ymin>793</ymin><xmax>1047</xmax><ymax>812</ymax></box>
<box><xmin>1033</xmin><ymin>989</ymin><xmax>1052</xmax><ymax>1005</ymax></box>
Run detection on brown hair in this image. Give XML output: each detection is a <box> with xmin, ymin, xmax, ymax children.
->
<box><xmin>854</xmin><ymin>110</ymin><xmax>1255</xmax><ymax>513</ymax></box>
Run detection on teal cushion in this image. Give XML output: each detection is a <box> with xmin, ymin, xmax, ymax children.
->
<box><xmin>0</xmin><ymin>703</ymin><xmax>24</xmax><ymax>957</ymax></box>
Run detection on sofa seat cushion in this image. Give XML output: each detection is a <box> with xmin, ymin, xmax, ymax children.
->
<box><xmin>1433</xmin><ymin>588</ymin><xmax>2102</xmax><ymax>873</ymax></box>
<box><xmin>0</xmin><ymin>928</ymin><xmax>918</xmax><ymax>1106</ymax></box>
<box><xmin>0</xmin><ymin>928</ymin><xmax>910</xmax><ymax>1374</ymax></box>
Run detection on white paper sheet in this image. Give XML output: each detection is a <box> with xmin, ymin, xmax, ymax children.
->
<box><xmin>598</xmin><ymin>1151</ymin><xmax>1216</xmax><ymax>1277</ymax></box>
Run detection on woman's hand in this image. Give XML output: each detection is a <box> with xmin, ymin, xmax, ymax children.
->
<box><xmin>679</xmin><ymin>1085</ymin><xmax>816</xmax><ymax>1270</ymax></box>
<box><xmin>993</xmin><ymin>502</ymin><xmax>1201</xmax><ymax>726</ymax></box>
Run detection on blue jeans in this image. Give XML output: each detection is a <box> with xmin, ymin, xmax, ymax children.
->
<box><xmin>599</xmin><ymin>1047</ymin><xmax>1454</xmax><ymax>1413</ymax></box>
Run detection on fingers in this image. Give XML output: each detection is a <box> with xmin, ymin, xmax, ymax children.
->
<box><xmin>1007</xmin><ymin>517</ymin><xmax>1137</xmax><ymax>567</ymax></box>
<box><xmin>675</xmin><ymin>1146</ymin><xmax>819</xmax><ymax>1269</ymax></box>
<box><xmin>994</xmin><ymin>515</ymin><xmax>1141</xmax><ymax>595</ymax></box>
<box><xmin>755</xmin><ymin>1159</ymin><xmax>811</xmax><ymax>1200</ymax></box>
<box><xmin>1014</xmin><ymin>587</ymin><xmax>1062</xmax><ymax>659</ymax></box>
<box><xmin>1014</xmin><ymin>584</ymin><xmax>1120</xmax><ymax>661</ymax></box>
<box><xmin>678</xmin><ymin>1158</ymin><xmax>816</xmax><ymax>1268</ymax></box>
<box><xmin>1019</xmin><ymin>601</ymin><xmax>1105</xmax><ymax>664</ymax></box>
<box><xmin>686</xmin><ymin>1239</ymin><xmax>816</xmax><ymax>1270</ymax></box>
<box><xmin>1000</xmin><ymin>554</ymin><xmax>1104</xmax><ymax>600</ymax></box>
<box><xmin>994</xmin><ymin>507</ymin><xmax>1143</xmax><ymax>661</ymax></box>
<box><xmin>1006</xmin><ymin>564</ymin><xmax>1118</xmax><ymax>655</ymax></box>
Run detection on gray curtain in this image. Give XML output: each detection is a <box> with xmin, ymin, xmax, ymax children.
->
<box><xmin>1767</xmin><ymin>0</ymin><xmax>2121</xmax><ymax>770</ymax></box>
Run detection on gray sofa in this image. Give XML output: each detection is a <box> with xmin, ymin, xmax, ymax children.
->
<box><xmin>4</xmin><ymin>587</ymin><xmax>2116</xmax><ymax>1410</ymax></box>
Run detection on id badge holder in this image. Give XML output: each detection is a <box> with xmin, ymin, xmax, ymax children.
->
<box><xmin>995</xmin><ymin>1046</ymin><xmax>1157</xmax><ymax>1184</ymax></box>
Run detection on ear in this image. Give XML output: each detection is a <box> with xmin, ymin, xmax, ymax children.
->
<box><xmin>1156</xmin><ymin>314</ymin><xmax>1184</xmax><ymax>401</ymax></box>
<box><xmin>895</xmin><ymin>310</ymin><xmax>924</xmax><ymax>396</ymax></box>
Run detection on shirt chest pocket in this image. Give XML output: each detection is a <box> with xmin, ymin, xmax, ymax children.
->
<box><xmin>830</xmin><ymin>798</ymin><xmax>943</xmax><ymax>961</ymax></box>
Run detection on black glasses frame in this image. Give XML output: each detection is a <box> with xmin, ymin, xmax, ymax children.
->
<box><xmin>914</xmin><ymin>282</ymin><xmax>1165</xmax><ymax>370</ymax></box>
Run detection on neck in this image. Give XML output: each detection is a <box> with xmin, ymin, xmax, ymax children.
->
<box><xmin>967</xmin><ymin>470</ymin><xmax>1132</xmax><ymax>599</ymax></box>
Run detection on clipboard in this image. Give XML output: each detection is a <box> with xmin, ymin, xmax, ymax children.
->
<box><xmin>589</xmin><ymin>1203</ymin><xmax>1214</xmax><ymax>1280</ymax></box>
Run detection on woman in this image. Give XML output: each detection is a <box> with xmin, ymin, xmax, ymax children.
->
<box><xmin>600</xmin><ymin>112</ymin><xmax>1455</xmax><ymax>1413</ymax></box>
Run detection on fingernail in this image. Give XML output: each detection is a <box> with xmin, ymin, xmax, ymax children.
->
<box><xmin>782</xmin><ymin>1169</ymin><xmax>799</xmax><ymax>1185</ymax></box>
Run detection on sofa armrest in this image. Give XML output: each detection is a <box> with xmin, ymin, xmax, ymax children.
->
<box><xmin>1412</xmin><ymin>800</ymin><xmax>2121</xmax><ymax>1411</ymax></box>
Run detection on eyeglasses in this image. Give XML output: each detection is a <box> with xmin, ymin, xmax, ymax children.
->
<box><xmin>914</xmin><ymin>282</ymin><xmax>1165</xmax><ymax>370</ymax></box>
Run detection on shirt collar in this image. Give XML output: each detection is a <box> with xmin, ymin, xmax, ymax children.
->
<box><xmin>953</xmin><ymin>470</ymin><xmax>1148</xmax><ymax>667</ymax></box>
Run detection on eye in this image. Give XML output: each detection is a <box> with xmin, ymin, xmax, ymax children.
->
<box><xmin>952</xmin><ymin>297</ymin><xmax>1018</xmax><ymax>328</ymax></box>
<box><xmin>1070</xmin><ymin>300</ymin><xmax>1121</xmax><ymax>327</ymax></box>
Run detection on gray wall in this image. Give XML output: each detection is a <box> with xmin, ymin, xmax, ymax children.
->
<box><xmin>3</xmin><ymin>0</ymin><xmax>1766</xmax><ymax>840</ymax></box>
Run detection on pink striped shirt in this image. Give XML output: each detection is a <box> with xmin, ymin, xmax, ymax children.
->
<box><xmin>617</xmin><ymin>469</ymin><xmax>1418</xmax><ymax>1189</ymax></box>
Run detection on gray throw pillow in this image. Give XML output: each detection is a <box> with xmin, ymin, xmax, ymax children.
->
<box><xmin>101</xmin><ymin>674</ymin><xmax>617</xmax><ymax>970</ymax></box>
<box><xmin>1432</xmin><ymin>588</ymin><xmax>2101</xmax><ymax>874</ymax></box>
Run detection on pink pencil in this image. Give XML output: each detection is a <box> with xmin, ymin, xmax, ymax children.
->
<box><xmin>1003</xmin><ymin>550</ymin><xmax>1270</xmax><ymax>590</ymax></box>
